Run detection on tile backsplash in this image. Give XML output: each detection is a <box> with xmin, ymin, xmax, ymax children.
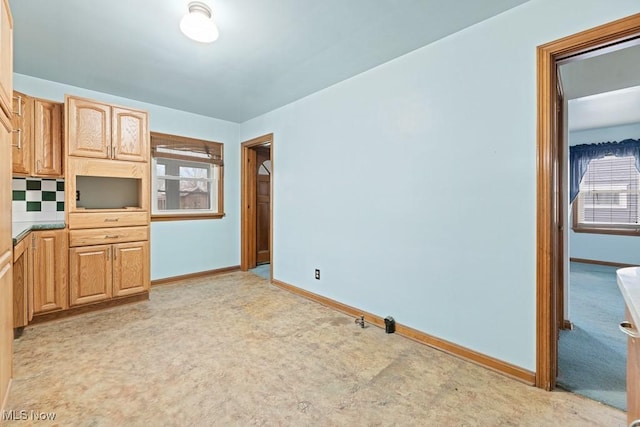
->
<box><xmin>12</xmin><ymin>178</ymin><xmax>65</xmax><ymax>222</ymax></box>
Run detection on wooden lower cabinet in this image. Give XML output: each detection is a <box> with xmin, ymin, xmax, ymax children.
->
<box><xmin>69</xmin><ymin>244</ymin><xmax>112</xmax><ymax>306</ymax></box>
<box><xmin>628</xmin><ymin>307</ymin><xmax>640</xmax><ymax>424</ymax></box>
<box><xmin>12</xmin><ymin>236</ymin><xmax>31</xmax><ymax>328</ymax></box>
<box><xmin>32</xmin><ymin>229</ymin><xmax>68</xmax><ymax>314</ymax></box>
<box><xmin>0</xmin><ymin>262</ymin><xmax>12</xmax><ymax>413</ymax></box>
<box><xmin>112</xmin><ymin>241</ymin><xmax>149</xmax><ymax>297</ymax></box>
<box><xmin>69</xmin><ymin>240</ymin><xmax>149</xmax><ymax>306</ymax></box>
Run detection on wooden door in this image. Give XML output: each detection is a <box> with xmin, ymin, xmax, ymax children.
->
<box><xmin>66</xmin><ymin>97</ymin><xmax>111</xmax><ymax>159</ymax></box>
<box><xmin>112</xmin><ymin>107</ymin><xmax>148</xmax><ymax>162</ymax></box>
<box><xmin>112</xmin><ymin>241</ymin><xmax>149</xmax><ymax>297</ymax></box>
<box><xmin>0</xmin><ymin>0</ymin><xmax>12</xmax><ymax>121</ymax></box>
<box><xmin>33</xmin><ymin>99</ymin><xmax>63</xmax><ymax>176</ymax></box>
<box><xmin>69</xmin><ymin>244</ymin><xmax>112</xmax><ymax>306</ymax></box>
<box><xmin>11</xmin><ymin>92</ymin><xmax>32</xmax><ymax>175</ymax></box>
<box><xmin>255</xmin><ymin>148</ymin><xmax>270</xmax><ymax>264</ymax></box>
<box><xmin>32</xmin><ymin>230</ymin><xmax>68</xmax><ymax>313</ymax></box>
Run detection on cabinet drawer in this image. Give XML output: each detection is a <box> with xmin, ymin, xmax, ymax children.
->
<box><xmin>68</xmin><ymin>211</ymin><xmax>148</xmax><ymax>229</ymax></box>
<box><xmin>69</xmin><ymin>226</ymin><xmax>148</xmax><ymax>247</ymax></box>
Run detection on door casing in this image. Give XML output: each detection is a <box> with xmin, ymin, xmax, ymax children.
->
<box><xmin>240</xmin><ymin>134</ymin><xmax>274</xmax><ymax>277</ymax></box>
<box><xmin>536</xmin><ymin>13</ymin><xmax>640</xmax><ymax>390</ymax></box>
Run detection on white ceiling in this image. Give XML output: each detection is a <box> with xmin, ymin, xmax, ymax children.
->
<box><xmin>9</xmin><ymin>0</ymin><xmax>529</xmax><ymax>123</ymax></box>
<box><xmin>560</xmin><ymin>44</ymin><xmax>640</xmax><ymax>132</ymax></box>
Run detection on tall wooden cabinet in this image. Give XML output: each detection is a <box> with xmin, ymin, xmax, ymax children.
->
<box><xmin>0</xmin><ymin>0</ymin><xmax>12</xmax><ymax>412</ymax></box>
<box><xmin>65</xmin><ymin>95</ymin><xmax>150</xmax><ymax>307</ymax></box>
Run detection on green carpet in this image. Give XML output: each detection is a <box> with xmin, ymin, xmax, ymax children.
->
<box><xmin>557</xmin><ymin>262</ymin><xmax>626</xmax><ymax>410</ymax></box>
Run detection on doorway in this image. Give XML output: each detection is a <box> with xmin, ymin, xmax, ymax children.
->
<box><xmin>536</xmin><ymin>14</ymin><xmax>640</xmax><ymax>390</ymax></box>
<box><xmin>241</xmin><ymin>133</ymin><xmax>273</xmax><ymax>280</ymax></box>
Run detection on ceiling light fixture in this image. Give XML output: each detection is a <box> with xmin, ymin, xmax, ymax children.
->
<box><xmin>180</xmin><ymin>2</ymin><xmax>219</xmax><ymax>43</ymax></box>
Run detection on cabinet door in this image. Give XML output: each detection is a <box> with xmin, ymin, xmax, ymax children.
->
<box><xmin>69</xmin><ymin>245</ymin><xmax>112</xmax><ymax>306</ymax></box>
<box><xmin>33</xmin><ymin>99</ymin><xmax>63</xmax><ymax>176</ymax></box>
<box><xmin>12</xmin><ymin>241</ymin><xmax>29</xmax><ymax>328</ymax></box>
<box><xmin>629</xmin><ymin>307</ymin><xmax>640</xmax><ymax>423</ymax></box>
<box><xmin>11</xmin><ymin>92</ymin><xmax>32</xmax><ymax>175</ymax></box>
<box><xmin>112</xmin><ymin>241</ymin><xmax>149</xmax><ymax>297</ymax></box>
<box><xmin>0</xmin><ymin>119</ymin><xmax>10</xmax><ymax>257</ymax></box>
<box><xmin>0</xmin><ymin>261</ymin><xmax>12</xmax><ymax>414</ymax></box>
<box><xmin>32</xmin><ymin>230</ymin><xmax>68</xmax><ymax>313</ymax></box>
<box><xmin>112</xmin><ymin>107</ymin><xmax>148</xmax><ymax>162</ymax></box>
<box><xmin>0</xmin><ymin>0</ymin><xmax>12</xmax><ymax>122</ymax></box>
<box><xmin>67</xmin><ymin>97</ymin><xmax>111</xmax><ymax>159</ymax></box>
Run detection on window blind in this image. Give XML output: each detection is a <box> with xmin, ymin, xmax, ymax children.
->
<box><xmin>578</xmin><ymin>155</ymin><xmax>640</xmax><ymax>225</ymax></box>
<box><xmin>151</xmin><ymin>132</ymin><xmax>223</xmax><ymax>165</ymax></box>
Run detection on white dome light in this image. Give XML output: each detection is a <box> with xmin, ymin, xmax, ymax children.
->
<box><xmin>180</xmin><ymin>2</ymin><xmax>219</xmax><ymax>43</ymax></box>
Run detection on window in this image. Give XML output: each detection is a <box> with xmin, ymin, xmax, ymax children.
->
<box><xmin>151</xmin><ymin>132</ymin><xmax>224</xmax><ymax>221</ymax></box>
<box><xmin>573</xmin><ymin>154</ymin><xmax>640</xmax><ymax>234</ymax></box>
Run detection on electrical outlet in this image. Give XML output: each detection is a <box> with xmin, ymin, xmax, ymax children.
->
<box><xmin>315</xmin><ymin>269</ymin><xmax>320</xmax><ymax>280</ymax></box>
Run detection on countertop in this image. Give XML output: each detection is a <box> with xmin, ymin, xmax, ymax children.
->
<box><xmin>12</xmin><ymin>221</ymin><xmax>66</xmax><ymax>246</ymax></box>
<box><xmin>617</xmin><ymin>267</ymin><xmax>640</xmax><ymax>329</ymax></box>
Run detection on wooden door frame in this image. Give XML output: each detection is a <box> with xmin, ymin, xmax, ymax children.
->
<box><xmin>240</xmin><ymin>133</ymin><xmax>273</xmax><ymax>278</ymax></box>
<box><xmin>536</xmin><ymin>13</ymin><xmax>640</xmax><ymax>390</ymax></box>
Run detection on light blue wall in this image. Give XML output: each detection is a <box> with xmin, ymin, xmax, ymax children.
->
<box><xmin>569</xmin><ymin>122</ymin><xmax>640</xmax><ymax>265</ymax></box>
<box><xmin>239</xmin><ymin>0</ymin><xmax>640</xmax><ymax>371</ymax></box>
<box><xmin>13</xmin><ymin>74</ymin><xmax>241</xmax><ymax>280</ymax></box>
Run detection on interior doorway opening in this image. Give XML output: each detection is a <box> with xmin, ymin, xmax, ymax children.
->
<box><xmin>241</xmin><ymin>134</ymin><xmax>274</xmax><ymax>280</ymax></box>
<box><xmin>536</xmin><ymin>14</ymin><xmax>640</xmax><ymax>391</ymax></box>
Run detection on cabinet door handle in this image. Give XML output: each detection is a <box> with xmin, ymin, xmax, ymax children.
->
<box><xmin>107</xmin><ymin>247</ymin><xmax>110</xmax><ymax>261</ymax></box>
<box><xmin>11</xmin><ymin>129</ymin><xmax>21</xmax><ymax>149</ymax></box>
<box><xmin>107</xmin><ymin>146</ymin><xmax>111</xmax><ymax>159</ymax></box>
<box><xmin>104</xmin><ymin>218</ymin><xmax>119</xmax><ymax>222</ymax></box>
<box><xmin>13</xmin><ymin>95</ymin><xmax>22</xmax><ymax>117</ymax></box>
<box><xmin>619</xmin><ymin>321</ymin><xmax>640</xmax><ymax>338</ymax></box>
<box><xmin>113</xmin><ymin>146</ymin><xmax>117</xmax><ymax>158</ymax></box>
<box><xmin>105</xmin><ymin>235</ymin><xmax>120</xmax><ymax>239</ymax></box>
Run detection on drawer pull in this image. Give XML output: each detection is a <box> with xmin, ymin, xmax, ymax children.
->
<box><xmin>619</xmin><ymin>321</ymin><xmax>640</xmax><ymax>338</ymax></box>
<box><xmin>104</xmin><ymin>218</ymin><xmax>119</xmax><ymax>222</ymax></box>
<box><xmin>105</xmin><ymin>235</ymin><xmax>120</xmax><ymax>239</ymax></box>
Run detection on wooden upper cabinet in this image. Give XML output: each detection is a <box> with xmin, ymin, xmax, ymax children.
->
<box><xmin>12</xmin><ymin>93</ymin><xmax>63</xmax><ymax>177</ymax></box>
<box><xmin>0</xmin><ymin>0</ymin><xmax>13</xmax><ymax>127</ymax></box>
<box><xmin>66</xmin><ymin>96</ymin><xmax>148</xmax><ymax>162</ymax></box>
<box><xmin>67</xmin><ymin>97</ymin><xmax>111</xmax><ymax>159</ymax></box>
<box><xmin>11</xmin><ymin>92</ymin><xmax>33</xmax><ymax>175</ymax></box>
<box><xmin>33</xmin><ymin>99</ymin><xmax>63</xmax><ymax>176</ymax></box>
<box><xmin>113</xmin><ymin>107</ymin><xmax>148</xmax><ymax>162</ymax></box>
